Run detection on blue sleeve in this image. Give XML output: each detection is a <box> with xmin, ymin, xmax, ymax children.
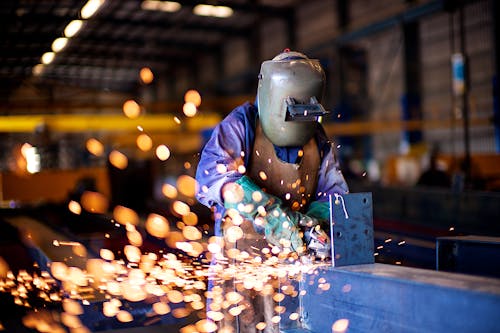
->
<box><xmin>195</xmin><ymin>103</ymin><xmax>256</xmax><ymax>208</ymax></box>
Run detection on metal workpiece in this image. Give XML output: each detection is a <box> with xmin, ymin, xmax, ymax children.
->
<box><xmin>330</xmin><ymin>192</ymin><xmax>375</xmax><ymax>267</ymax></box>
<box><xmin>281</xmin><ymin>263</ymin><xmax>500</xmax><ymax>333</ymax></box>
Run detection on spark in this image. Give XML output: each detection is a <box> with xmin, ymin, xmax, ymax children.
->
<box><xmin>52</xmin><ymin>240</ymin><xmax>82</xmax><ymax>247</ymax></box>
<box><xmin>332</xmin><ymin>318</ymin><xmax>349</xmax><ymax>333</ymax></box>
<box><xmin>123</xmin><ymin>100</ymin><xmax>142</xmax><ymax>119</ymax></box>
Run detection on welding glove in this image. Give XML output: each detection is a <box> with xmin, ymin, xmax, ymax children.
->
<box><xmin>223</xmin><ymin>176</ymin><xmax>319</xmax><ymax>253</ymax></box>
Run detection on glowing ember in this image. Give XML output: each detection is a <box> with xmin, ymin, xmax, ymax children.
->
<box><xmin>139</xmin><ymin>67</ymin><xmax>154</xmax><ymax>84</ymax></box>
<box><xmin>136</xmin><ymin>133</ymin><xmax>153</xmax><ymax>151</ymax></box>
<box><xmin>117</xmin><ymin>310</ymin><xmax>133</xmax><ymax>322</ymax></box>
<box><xmin>127</xmin><ymin>229</ymin><xmax>143</xmax><ymax>246</ymax></box>
<box><xmin>152</xmin><ymin>302</ymin><xmax>170</xmax><ymax>315</ymax></box>
<box><xmin>68</xmin><ymin>200</ymin><xmax>82</xmax><ymax>215</ymax></box>
<box><xmin>332</xmin><ymin>318</ymin><xmax>349</xmax><ymax>333</ymax></box>
<box><xmin>221</xmin><ymin>182</ymin><xmax>244</xmax><ymax>204</ymax></box>
<box><xmin>182</xmin><ymin>212</ymin><xmax>198</xmax><ymax>226</ymax></box>
<box><xmin>184</xmin><ymin>90</ymin><xmax>202</xmax><ymax>107</ymax></box>
<box><xmin>86</xmin><ymin>138</ymin><xmax>104</xmax><ymax>156</ymax></box>
<box><xmin>100</xmin><ymin>249</ymin><xmax>115</xmax><ymax>261</ymax></box>
<box><xmin>225</xmin><ymin>226</ymin><xmax>243</xmax><ymax>243</ymax></box>
<box><xmin>183</xmin><ymin>102</ymin><xmax>197</xmax><ymax>117</ymax></box>
<box><xmin>109</xmin><ymin>150</ymin><xmax>128</xmax><ymax>169</ymax></box>
<box><xmin>123</xmin><ymin>100</ymin><xmax>142</xmax><ymax>119</ymax></box>
<box><xmin>182</xmin><ymin>226</ymin><xmax>202</xmax><ymax>241</ymax></box>
<box><xmin>113</xmin><ymin>205</ymin><xmax>139</xmax><ymax>226</ymax></box>
<box><xmin>145</xmin><ymin>213</ymin><xmax>170</xmax><ymax>238</ymax></box>
<box><xmin>80</xmin><ymin>191</ymin><xmax>108</xmax><ymax>214</ymax></box>
<box><xmin>156</xmin><ymin>145</ymin><xmax>171</xmax><ymax>161</ymax></box>
<box><xmin>162</xmin><ymin>183</ymin><xmax>178</xmax><ymax>199</ymax></box>
<box><xmin>176</xmin><ymin>175</ymin><xmax>198</xmax><ymax>198</ymax></box>
<box><xmin>256</xmin><ymin>322</ymin><xmax>267</xmax><ymax>330</ymax></box>
<box><xmin>172</xmin><ymin>200</ymin><xmax>190</xmax><ymax>216</ymax></box>
<box><xmin>124</xmin><ymin>245</ymin><xmax>142</xmax><ymax>263</ymax></box>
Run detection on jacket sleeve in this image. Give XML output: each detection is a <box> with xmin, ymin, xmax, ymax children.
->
<box><xmin>195</xmin><ymin>110</ymin><xmax>249</xmax><ymax>209</ymax></box>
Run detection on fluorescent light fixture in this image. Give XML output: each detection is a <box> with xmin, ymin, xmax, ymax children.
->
<box><xmin>160</xmin><ymin>1</ymin><xmax>181</xmax><ymax>12</ymax></box>
<box><xmin>81</xmin><ymin>0</ymin><xmax>105</xmax><ymax>19</ymax></box>
<box><xmin>193</xmin><ymin>4</ymin><xmax>233</xmax><ymax>18</ymax></box>
<box><xmin>51</xmin><ymin>37</ymin><xmax>68</xmax><ymax>52</ymax></box>
<box><xmin>64</xmin><ymin>20</ymin><xmax>83</xmax><ymax>37</ymax></box>
<box><xmin>41</xmin><ymin>52</ymin><xmax>55</xmax><ymax>64</ymax></box>
<box><xmin>193</xmin><ymin>4</ymin><xmax>212</xmax><ymax>16</ymax></box>
<box><xmin>212</xmin><ymin>5</ymin><xmax>233</xmax><ymax>18</ymax></box>
<box><xmin>141</xmin><ymin>1</ymin><xmax>181</xmax><ymax>12</ymax></box>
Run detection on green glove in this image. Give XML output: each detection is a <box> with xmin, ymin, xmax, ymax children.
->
<box><xmin>223</xmin><ymin>176</ymin><xmax>317</xmax><ymax>253</ymax></box>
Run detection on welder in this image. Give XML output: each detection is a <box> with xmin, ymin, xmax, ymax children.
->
<box><xmin>195</xmin><ymin>50</ymin><xmax>348</xmax><ymax>333</ymax></box>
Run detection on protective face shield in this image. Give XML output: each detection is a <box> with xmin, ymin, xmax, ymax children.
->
<box><xmin>257</xmin><ymin>51</ymin><xmax>328</xmax><ymax>147</ymax></box>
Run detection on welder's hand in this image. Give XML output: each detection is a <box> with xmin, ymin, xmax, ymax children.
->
<box><xmin>262</xmin><ymin>213</ymin><xmax>304</xmax><ymax>252</ymax></box>
<box><xmin>223</xmin><ymin>176</ymin><xmax>308</xmax><ymax>253</ymax></box>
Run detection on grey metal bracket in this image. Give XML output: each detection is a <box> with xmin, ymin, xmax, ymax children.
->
<box><xmin>329</xmin><ymin>192</ymin><xmax>374</xmax><ymax>267</ymax></box>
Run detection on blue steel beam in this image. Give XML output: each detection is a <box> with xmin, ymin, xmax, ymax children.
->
<box><xmin>281</xmin><ymin>263</ymin><xmax>500</xmax><ymax>333</ymax></box>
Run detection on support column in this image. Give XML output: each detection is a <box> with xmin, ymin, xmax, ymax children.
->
<box><xmin>401</xmin><ymin>21</ymin><xmax>423</xmax><ymax>151</ymax></box>
<box><xmin>491</xmin><ymin>0</ymin><xmax>500</xmax><ymax>152</ymax></box>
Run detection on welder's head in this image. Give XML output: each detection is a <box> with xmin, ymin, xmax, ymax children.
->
<box><xmin>257</xmin><ymin>50</ymin><xmax>328</xmax><ymax>147</ymax></box>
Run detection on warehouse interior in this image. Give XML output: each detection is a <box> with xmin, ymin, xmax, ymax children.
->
<box><xmin>1</xmin><ymin>0</ymin><xmax>499</xmax><ymax>332</ymax></box>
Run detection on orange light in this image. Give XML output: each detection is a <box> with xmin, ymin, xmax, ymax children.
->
<box><xmin>184</xmin><ymin>89</ymin><xmax>201</xmax><ymax>107</ymax></box>
<box><xmin>156</xmin><ymin>144</ymin><xmax>171</xmax><ymax>161</ymax></box>
<box><xmin>123</xmin><ymin>99</ymin><xmax>142</xmax><ymax>119</ymax></box>
<box><xmin>136</xmin><ymin>133</ymin><xmax>153</xmax><ymax>151</ymax></box>
<box><xmin>81</xmin><ymin>191</ymin><xmax>108</xmax><ymax>214</ymax></box>
<box><xmin>183</xmin><ymin>102</ymin><xmax>197</xmax><ymax>117</ymax></box>
<box><xmin>109</xmin><ymin>150</ymin><xmax>128</xmax><ymax>169</ymax></box>
<box><xmin>86</xmin><ymin>138</ymin><xmax>104</xmax><ymax>156</ymax></box>
<box><xmin>140</xmin><ymin>67</ymin><xmax>154</xmax><ymax>84</ymax></box>
<box><xmin>145</xmin><ymin>213</ymin><xmax>170</xmax><ymax>238</ymax></box>
<box><xmin>113</xmin><ymin>205</ymin><xmax>139</xmax><ymax>225</ymax></box>
<box><xmin>176</xmin><ymin>175</ymin><xmax>198</xmax><ymax>198</ymax></box>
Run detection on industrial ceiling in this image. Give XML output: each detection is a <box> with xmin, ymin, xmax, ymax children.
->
<box><xmin>0</xmin><ymin>0</ymin><xmax>298</xmax><ymax>100</ymax></box>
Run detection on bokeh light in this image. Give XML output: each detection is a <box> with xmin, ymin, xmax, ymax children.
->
<box><xmin>113</xmin><ymin>205</ymin><xmax>139</xmax><ymax>226</ymax></box>
<box><xmin>183</xmin><ymin>102</ymin><xmax>197</xmax><ymax>117</ymax></box>
<box><xmin>80</xmin><ymin>191</ymin><xmax>108</xmax><ymax>214</ymax></box>
<box><xmin>176</xmin><ymin>175</ymin><xmax>198</xmax><ymax>198</ymax></box>
<box><xmin>122</xmin><ymin>99</ymin><xmax>142</xmax><ymax>119</ymax></box>
<box><xmin>109</xmin><ymin>150</ymin><xmax>128</xmax><ymax>169</ymax></box>
<box><xmin>136</xmin><ymin>133</ymin><xmax>153</xmax><ymax>151</ymax></box>
<box><xmin>184</xmin><ymin>90</ymin><xmax>201</xmax><ymax>107</ymax></box>
<box><xmin>139</xmin><ymin>67</ymin><xmax>154</xmax><ymax>84</ymax></box>
<box><xmin>145</xmin><ymin>213</ymin><xmax>170</xmax><ymax>238</ymax></box>
<box><xmin>86</xmin><ymin>138</ymin><xmax>104</xmax><ymax>156</ymax></box>
<box><xmin>156</xmin><ymin>145</ymin><xmax>171</xmax><ymax>161</ymax></box>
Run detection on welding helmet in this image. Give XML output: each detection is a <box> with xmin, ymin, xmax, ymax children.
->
<box><xmin>257</xmin><ymin>50</ymin><xmax>328</xmax><ymax>147</ymax></box>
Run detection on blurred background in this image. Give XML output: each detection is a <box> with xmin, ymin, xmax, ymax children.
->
<box><xmin>0</xmin><ymin>0</ymin><xmax>499</xmax><ymax>331</ymax></box>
